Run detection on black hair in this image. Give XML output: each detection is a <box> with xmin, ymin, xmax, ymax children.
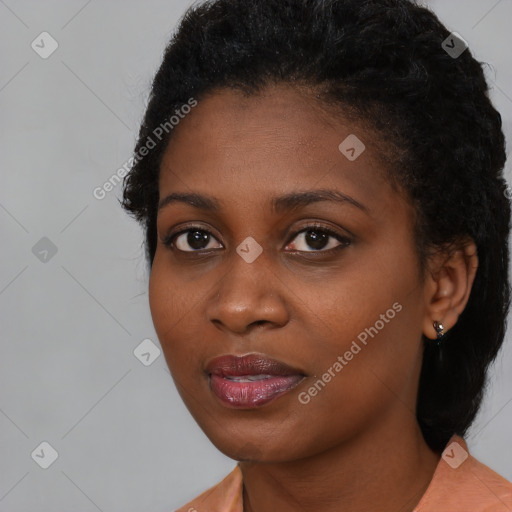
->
<box><xmin>120</xmin><ymin>0</ymin><xmax>511</xmax><ymax>452</ymax></box>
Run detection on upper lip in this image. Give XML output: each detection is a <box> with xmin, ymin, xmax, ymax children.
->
<box><xmin>205</xmin><ymin>353</ymin><xmax>305</xmax><ymax>377</ymax></box>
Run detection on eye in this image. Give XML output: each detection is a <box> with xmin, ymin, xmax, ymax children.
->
<box><xmin>165</xmin><ymin>227</ymin><xmax>223</xmax><ymax>252</ymax></box>
<box><xmin>163</xmin><ymin>222</ymin><xmax>351</xmax><ymax>254</ymax></box>
<box><xmin>285</xmin><ymin>223</ymin><xmax>351</xmax><ymax>253</ymax></box>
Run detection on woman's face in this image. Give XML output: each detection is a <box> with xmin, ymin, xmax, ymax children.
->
<box><xmin>149</xmin><ymin>84</ymin><xmax>430</xmax><ymax>462</ymax></box>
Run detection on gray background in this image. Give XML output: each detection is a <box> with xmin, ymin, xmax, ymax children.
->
<box><xmin>1</xmin><ymin>0</ymin><xmax>511</xmax><ymax>510</ymax></box>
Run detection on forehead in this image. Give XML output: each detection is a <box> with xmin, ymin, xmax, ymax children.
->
<box><xmin>158</xmin><ymin>84</ymin><xmax>399</xmax><ymax>217</ymax></box>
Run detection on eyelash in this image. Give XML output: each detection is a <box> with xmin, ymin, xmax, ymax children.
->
<box><xmin>162</xmin><ymin>222</ymin><xmax>352</xmax><ymax>255</ymax></box>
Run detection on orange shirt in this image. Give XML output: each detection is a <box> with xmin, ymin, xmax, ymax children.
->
<box><xmin>175</xmin><ymin>435</ymin><xmax>512</xmax><ymax>511</ymax></box>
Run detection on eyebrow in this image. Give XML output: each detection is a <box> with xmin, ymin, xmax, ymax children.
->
<box><xmin>158</xmin><ymin>189</ymin><xmax>368</xmax><ymax>214</ymax></box>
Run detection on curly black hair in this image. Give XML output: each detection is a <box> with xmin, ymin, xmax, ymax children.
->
<box><xmin>120</xmin><ymin>0</ymin><xmax>511</xmax><ymax>452</ymax></box>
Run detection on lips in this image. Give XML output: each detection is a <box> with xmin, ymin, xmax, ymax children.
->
<box><xmin>205</xmin><ymin>353</ymin><xmax>306</xmax><ymax>408</ymax></box>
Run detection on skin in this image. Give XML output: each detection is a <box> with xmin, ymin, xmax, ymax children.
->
<box><xmin>149</xmin><ymin>83</ymin><xmax>478</xmax><ymax>512</ymax></box>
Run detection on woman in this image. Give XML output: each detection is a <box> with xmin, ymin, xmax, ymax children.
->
<box><xmin>121</xmin><ymin>0</ymin><xmax>512</xmax><ymax>510</ymax></box>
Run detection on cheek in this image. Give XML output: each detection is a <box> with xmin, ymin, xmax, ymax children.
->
<box><xmin>148</xmin><ymin>256</ymin><xmax>198</xmax><ymax>373</ymax></box>
<box><xmin>149</xmin><ymin>251</ymin><xmax>200</xmax><ymax>332</ymax></box>
<box><xmin>304</xmin><ymin>246</ymin><xmax>417</xmax><ymax>343</ymax></box>
<box><xmin>293</xmin><ymin>304</ymin><xmax>422</xmax><ymax>454</ymax></box>
<box><xmin>148</xmin><ymin>261</ymin><xmax>174</xmax><ymax>342</ymax></box>
<box><xmin>300</xmin><ymin>240</ymin><xmax>423</xmax><ymax>396</ymax></box>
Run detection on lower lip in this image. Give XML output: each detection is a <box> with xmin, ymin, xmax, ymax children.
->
<box><xmin>209</xmin><ymin>374</ymin><xmax>304</xmax><ymax>408</ymax></box>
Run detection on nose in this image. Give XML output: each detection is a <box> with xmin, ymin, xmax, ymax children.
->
<box><xmin>206</xmin><ymin>252</ymin><xmax>290</xmax><ymax>334</ymax></box>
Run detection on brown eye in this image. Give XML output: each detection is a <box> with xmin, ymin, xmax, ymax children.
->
<box><xmin>169</xmin><ymin>229</ymin><xmax>223</xmax><ymax>252</ymax></box>
<box><xmin>285</xmin><ymin>226</ymin><xmax>351</xmax><ymax>253</ymax></box>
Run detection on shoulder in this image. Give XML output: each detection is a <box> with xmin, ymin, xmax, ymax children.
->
<box><xmin>174</xmin><ymin>465</ymin><xmax>243</xmax><ymax>512</ymax></box>
<box><xmin>414</xmin><ymin>435</ymin><xmax>512</xmax><ymax>512</ymax></box>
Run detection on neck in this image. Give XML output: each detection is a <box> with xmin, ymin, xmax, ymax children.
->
<box><xmin>239</xmin><ymin>416</ymin><xmax>441</xmax><ymax>512</ymax></box>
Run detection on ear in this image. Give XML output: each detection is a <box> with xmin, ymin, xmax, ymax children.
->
<box><xmin>422</xmin><ymin>239</ymin><xmax>478</xmax><ymax>340</ymax></box>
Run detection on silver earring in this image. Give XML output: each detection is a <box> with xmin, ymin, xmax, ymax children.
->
<box><xmin>433</xmin><ymin>321</ymin><xmax>445</xmax><ymax>346</ymax></box>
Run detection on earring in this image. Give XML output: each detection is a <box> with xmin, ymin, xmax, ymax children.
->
<box><xmin>433</xmin><ymin>321</ymin><xmax>445</xmax><ymax>346</ymax></box>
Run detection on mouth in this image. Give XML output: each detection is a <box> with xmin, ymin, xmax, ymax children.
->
<box><xmin>205</xmin><ymin>353</ymin><xmax>306</xmax><ymax>409</ymax></box>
